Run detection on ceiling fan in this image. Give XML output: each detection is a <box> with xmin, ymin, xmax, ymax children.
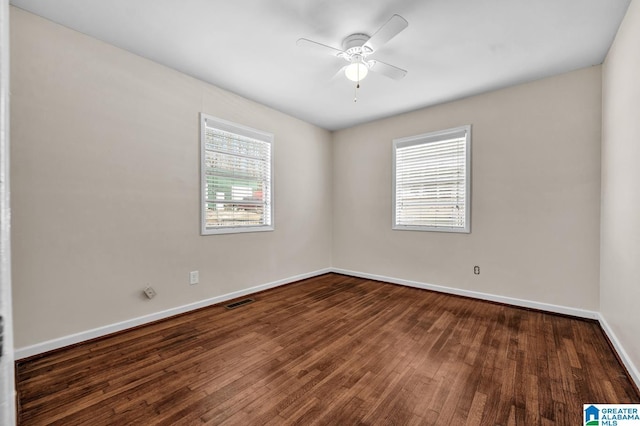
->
<box><xmin>297</xmin><ymin>14</ymin><xmax>409</xmax><ymax>92</ymax></box>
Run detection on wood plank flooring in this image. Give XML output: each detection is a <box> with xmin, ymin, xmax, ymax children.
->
<box><xmin>16</xmin><ymin>273</ymin><xmax>640</xmax><ymax>425</ymax></box>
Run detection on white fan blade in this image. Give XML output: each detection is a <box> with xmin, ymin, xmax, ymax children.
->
<box><xmin>297</xmin><ymin>38</ymin><xmax>345</xmax><ymax>58</ymax></box>
<box><xmin>363</xmin><ymin>14</ymin><xmax>408</xmax><ymax>53</ymax></box>
<box><xmin>369</xmin><ymin>60</ymin><xmax>407</xmax><ymax>80</ymax></box>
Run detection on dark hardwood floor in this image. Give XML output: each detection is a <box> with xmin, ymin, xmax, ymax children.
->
<box><xmin>16</xmin><ymin>273</ymin><xmax>639</xmax><ymax>425</ymax></box>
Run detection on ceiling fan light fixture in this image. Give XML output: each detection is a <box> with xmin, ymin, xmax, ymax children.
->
<box><xmin>345</xmin><ymin>59</ymin><xmax>369</xmax><ymax>82</ymax></box>
<box><xmin>297</xmin><ymin>14</ymin><xmax>409</xmax><ymax>87</ymax></box>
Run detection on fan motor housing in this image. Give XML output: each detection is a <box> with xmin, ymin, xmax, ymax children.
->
<box><xmin>342</xmin><ymin>33</ymin><xmax>370</xmax><ymax>55</ymax></box>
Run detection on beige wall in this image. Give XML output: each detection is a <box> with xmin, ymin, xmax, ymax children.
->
<box><xmin>601</xmin><ymin>0</ymin><xmax>640</xmax><ymax>376</ymax></box>
<box><xmin>10</xmin><ymin>8</ymin><xmax>333</xmax><ymax>348</ymax></box>
<box><xmin>333</xmin><ymin>67</ymin><xmax>602</xmax><ymax>310</ymax></box>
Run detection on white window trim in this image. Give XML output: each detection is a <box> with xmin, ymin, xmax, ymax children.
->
<box><xmin>392</xmin><ymin>125</ymin><xmax>471</xmax><ymax>233</ymax></box>
<box><xmin>200</xmin><ymin>113</ymin><xmax>274</xmax><ymax>235</ymax></box>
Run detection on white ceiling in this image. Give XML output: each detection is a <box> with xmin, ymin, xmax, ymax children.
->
<box><xmin>10</xmin><ymin>0</ymin><xmax>631</xmax><ymax>130</ymax></box>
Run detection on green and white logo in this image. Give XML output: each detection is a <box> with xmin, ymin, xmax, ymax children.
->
<box><xmin>584</xmin><ymin>404</ymin><xmax>640</xmax><ymax>425</ymax></box>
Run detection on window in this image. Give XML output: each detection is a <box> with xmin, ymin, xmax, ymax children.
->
<box><xmin>393</xmin><ymin>125</ymin><xmax>471</xmax><ymax>233</ymax></box>
<box><xmin>200</xmin><ymin>113</ymin><xmax>273</xmax><ymax>235</ymax></box>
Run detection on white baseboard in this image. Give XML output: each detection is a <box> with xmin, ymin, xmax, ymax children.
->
<box><xmin>332</xmin><ymin>268</ymin><xmax>600</xmax><ymax>319</ymax></box>
<box><xmin>597</xmin><ymin>314</ymin><xmax>640</xmax><ymax>390</ymax></box>
<box><xmin>14</xmin><ymin>268</ymin><xmax>332</xmax><ymax>360</ymax></box>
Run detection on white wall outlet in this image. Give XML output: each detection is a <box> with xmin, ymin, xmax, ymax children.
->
<box><xmin>190</xmin><ymin>270</ymin><xmax>199</xmax><ymax>285</ymax></box>
<box><xmin>143</xmin><ymin>286</ymin><xmax>156</xmax><ymax>299</ymax></box>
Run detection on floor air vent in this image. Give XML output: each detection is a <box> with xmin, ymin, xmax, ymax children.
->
<box><xmin>224</xmin><ymin>298</ymin><xmax>255</xmax><ymax>310</ymax></box>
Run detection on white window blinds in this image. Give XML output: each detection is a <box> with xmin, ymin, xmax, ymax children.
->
<box><xmin>200</xmin><ymin>114</ymin><xmax>273</xmax><ymax>235</ymax></box>
<box><xmin>393</xmin><ymin>125</ymin><xmax>471</xmax><ymax>233</ymax></box>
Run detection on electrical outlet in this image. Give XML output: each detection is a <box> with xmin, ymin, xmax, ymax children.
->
<box><xmin>190</xmin><ymin>271</ymin><xmax>199</xmax><ymax>285</ymax></box>
<box><xmin>474</xmin><ymin>266</ymin><xmax>480</xmax><ymax>275</ymax></box>
<box><xmin>143</xmin><ymin>286</ymin><xmax>156</xmax><ymax>299</ymax></box>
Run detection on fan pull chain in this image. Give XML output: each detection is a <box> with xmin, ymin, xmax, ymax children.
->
<box><xmin>354</xmin><ymin>63</ymin><xmax>362</xmax><ymax>102</ymax></box>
